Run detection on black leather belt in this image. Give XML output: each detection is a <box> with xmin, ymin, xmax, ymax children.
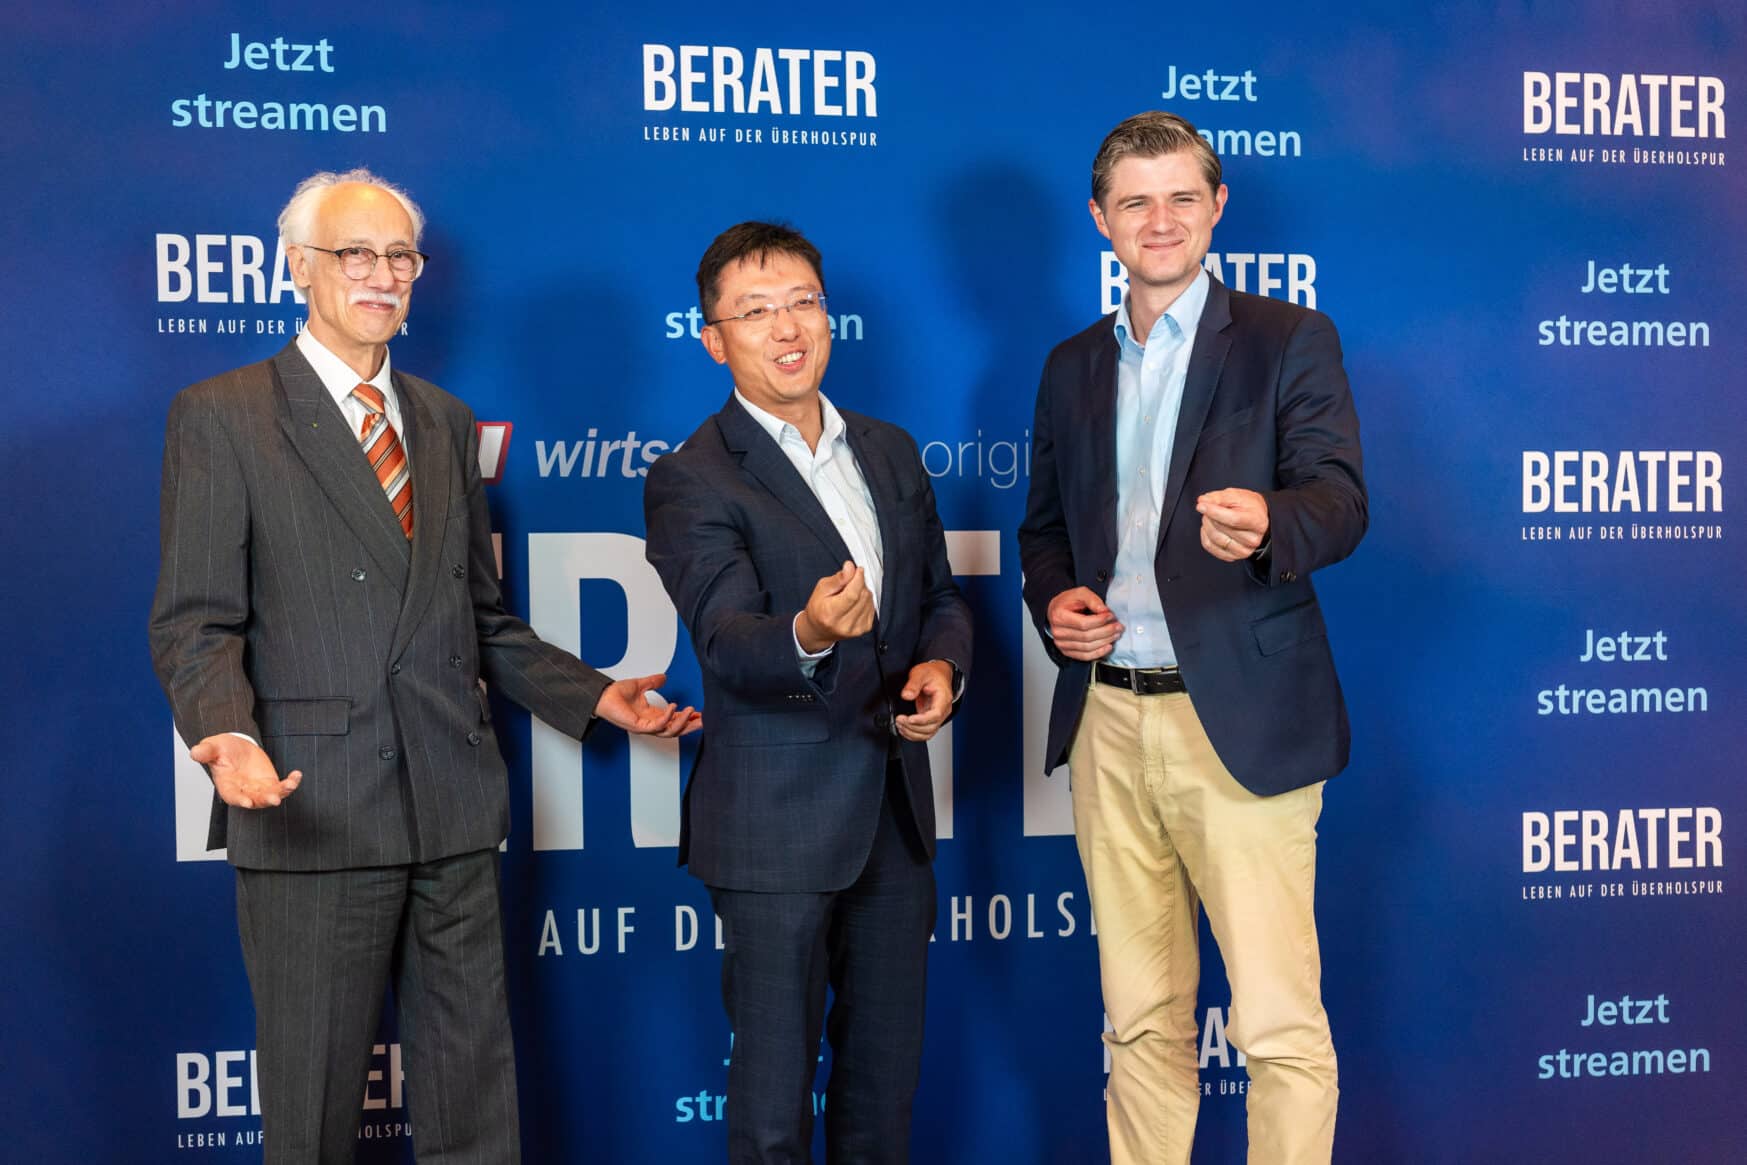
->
<box><xmin>1093</xmin><ymin>663</ymin><xmax>1187</xmax><ymax>695</ymax></box>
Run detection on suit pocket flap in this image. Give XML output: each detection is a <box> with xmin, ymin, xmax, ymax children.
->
<box><xmin>1251</xmin><ymin>601</ymin><xmax>1327</xmax><ymax>657</ymax></box>
<box><xmin>714</xmin><ymin>708</ymin><xmax>831</xmax><ymax>746</ymax></box>
<box><xmin>256</xmin><ymin>698</ymin><xmax>351</xmax><ymax>736</ymax></box>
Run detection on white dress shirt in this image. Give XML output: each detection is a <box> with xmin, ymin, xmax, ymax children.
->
<box><xmin>733</xmin><ymin>389</ymin><xmax>884</xmax><ymax>670</ymax></box>
<box><xmin>297</xmin><ymin>330</ymin><xmax>407</xmax><ymax>458</ymax></box>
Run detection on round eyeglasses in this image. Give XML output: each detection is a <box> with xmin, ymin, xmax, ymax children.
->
<box><xmin>302</xmin><ymin>244</ymin><xmax>429</xmax><ymax>281</ymax></box>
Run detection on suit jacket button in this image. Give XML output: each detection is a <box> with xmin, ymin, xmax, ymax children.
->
<box><xmin>466</xmin><ymin>731</ymin><xmax>482</xmax><ymax>746</ymax></box>
<box><xmin>1095</xmin><ymin>570</ymin><xmax>1109</xmax><ymax>583</ymax></box>
<box><xmin>1280</xmin><ymin>570</ymin><xmax>1297</xmax><ymax>583</ymax></box>
<box><xmin>878</xmin><ymin>640</ymin><xmax>889</xmax><ymax>654</ymax></box>
<box><xmin>874</xmin><ymin>712</ymin><xmax>892</xmax><ymax>730</ymax></box>
<box><xmin>449</xmin><ymin>655</ymin><xmax>463</xmax><ymax>668</ymax></box>
<box><xmin>351</xmin><ymin>567</ymin><xmax>367</xmax><ymax>581</ymax></box>
<box><xmin>379</xmin><ymin>746</ymin><xmax>397</xmax><ymax>761</ymax></box>
<box><xmin>452</xmin><ymin>564</ymin><xmax>466</xmax><ymax>578</ymax></box>
<box><xmin>390</xmin><ymin>663</ymin><xmax>402</xmax><ymax>676</ymax></box>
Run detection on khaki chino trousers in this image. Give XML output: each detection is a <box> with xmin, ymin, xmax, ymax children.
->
<box><xmin>1069</xmin><ymin>678</ymin><xmax>1338</xmax><ymax>1165</ymax></box>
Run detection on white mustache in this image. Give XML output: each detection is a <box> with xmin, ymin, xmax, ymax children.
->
<box><xmin>350</xmin><ymin>291</ymin><xmax>403</xmax><ymax>308</ymax></box>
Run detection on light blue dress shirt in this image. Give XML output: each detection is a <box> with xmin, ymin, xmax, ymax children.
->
<box><xmin>1106</xmin><ymin>269</ymin><xmax>1210</xmax><ymax>668</ymax></box>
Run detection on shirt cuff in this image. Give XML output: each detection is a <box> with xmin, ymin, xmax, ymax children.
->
<box><xmin>793</xmin><ymin>613</ymin><xmax>834</xmax><ymax>678</ymax></box>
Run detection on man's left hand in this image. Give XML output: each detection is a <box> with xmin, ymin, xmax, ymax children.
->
<box><xmin>594</xmin><ymin>673</ymin><xmax>702</xmax><ymax>736</ymax></box>
<box><xmin>1197</xmin><ymin>488</ymin><xmax>1269</xmax><ymax>562</ymax></box>
<box><xmin>895</xmin><ymin>660</ymin><xmax>955</xmax><ymax>742</ymax></box>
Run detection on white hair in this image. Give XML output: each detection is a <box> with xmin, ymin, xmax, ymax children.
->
<box><xmin>276</xmin><ymin>168</ymin><xmax>425</xmax><ymax>247</ymax></box>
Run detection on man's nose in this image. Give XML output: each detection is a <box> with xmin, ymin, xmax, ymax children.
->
<box><xmin>365</xmin><ymin>254</ymin><xmax>400</xmax><ymax>289</ymax></box>
<box><xmin>769</xmin><ymin>304</ymin><xmax>802</xmax><ymax>339</ymax></box>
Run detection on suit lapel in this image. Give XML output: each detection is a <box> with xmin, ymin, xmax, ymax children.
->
<box><xmin>272</xmin><ymin>344</ymin><xmax>412</xmax><ymax>586</ymax></box>
<box><xmin>1084</xmin><ymin>333</ymin><xmax>1121</xmax><ymax>572</ymax></box>
<box><xmin>842</xmin><ymin>413</ymin><xmax>901</xmax><ymax>619</ymax></box>
<box><xmin>717</xmin><ymin>397</ymin><xmax>854</xmax><ymax>565</ymax></box>
<box><xmin>1158</xmin><ymin>278</ymin><xmax>1233</xmax><ymax>548</ymax></box>
<box><xmin>389</xmin><ymin>372</ymin><xmax>452</xmax><ymax>661</ymax></box>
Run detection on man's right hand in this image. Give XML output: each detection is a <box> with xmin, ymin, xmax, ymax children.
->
<box><xmin>796</xmin><ymin>560</ymin><xmax>875</xmax><ymax>654</ymax></box>
<box><xmin>1046</xmin><ymin>587</ymin><xmax>1124</xmax><ymax>661</ymax></box>
<box><xmin>189</xmin><ymin>735</ymin><xmax>303</xmax><ymax>810</ymax></box>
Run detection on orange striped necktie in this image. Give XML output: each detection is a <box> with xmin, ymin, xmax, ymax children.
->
<box><xmin>350</xmin><ymin>383</ymin><xmax>414</xmax><ymax>539</ymax></box>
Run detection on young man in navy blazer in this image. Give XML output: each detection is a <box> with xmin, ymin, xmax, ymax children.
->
<box><xmin>644</xmin><ymin>222</ymin><xmax>971</xmax><ymax>1163</ymax></box>
<box><xmin>1019</xmin><ymin>113</ymin><xmax>1367</xmax><ymax>1165</ymax></box>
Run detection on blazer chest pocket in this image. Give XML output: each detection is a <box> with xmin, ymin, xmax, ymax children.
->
<box><xmin>1251</xmin><ymin>601</ymin><xmax>1327</xmax><ymax>657</ymax></box>
<box><xmin>714</xmin><ymin>708</ymin><xmax>830</xmax><ymax>747</ymax></box>
<box><xmin>256</xmin><ymin>698</ymin><xmax>351</xmax><ymax>736</ymax></box>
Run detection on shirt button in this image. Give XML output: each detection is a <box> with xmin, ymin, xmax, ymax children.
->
<box><xmin>466</xmin><ymin>731</ymin><xmax>482</xmax><ymax>746</ymax></box>
<box><xmin>351</xmin><ymin>568</ymin><xmax>366</xmax><ymax>581</ymax></box>
<box><xmin>378</xmin><ymin>746</ymin><xmax>397</xmax><ymax>761</ymax></box>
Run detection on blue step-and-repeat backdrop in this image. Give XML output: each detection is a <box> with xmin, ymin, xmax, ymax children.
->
<box><xmin>3</xmin><ymin>3</ymin><xmax>1742</xmax><ymax>1161</ymax></box>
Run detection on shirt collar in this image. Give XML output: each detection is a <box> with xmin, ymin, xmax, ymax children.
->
<box><xmin>733</xmin><ymin>389</ymin><xmax>846</xmax><ymax>449</ymax></box>
<box><xmin>296</xmin><ymin>330</ymin><xmax>394</xmax><ymax>405</ymax></box>
<box><xmin>1112</xmin><ymin>266</ymin><xmax>1212</xmax><ymax>351</ymax></box>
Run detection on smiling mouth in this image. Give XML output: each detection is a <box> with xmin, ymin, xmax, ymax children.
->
<box><xmin>775</xmin><ymin>351</ymin><xmax>804</xmax><ymax>366</ymax></box>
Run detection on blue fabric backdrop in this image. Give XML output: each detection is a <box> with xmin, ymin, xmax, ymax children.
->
<box><xmin>3</xmin><ymin>3</ymin><xmax>1742</xmax><ymax>1161</ymax></box>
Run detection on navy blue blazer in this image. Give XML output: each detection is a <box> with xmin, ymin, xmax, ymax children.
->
<box><xmin>1019</xmin><ymin>276</ymin><xmax>1366</xmax><ymax>796</ymax></box>
<box><xmin>644</xmin><ymin>396</ymin><xmax>973</xmax><ymax>892</ymax></box>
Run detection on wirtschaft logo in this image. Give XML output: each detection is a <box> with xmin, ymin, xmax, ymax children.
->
<box><xmin>1520</xmin><ymin>70</ymin><xmax>1726</xmax><ymax>168</ymax></box>
<box><xmin>640</xmin><ymin>43</ymin><xmax>880</xmax><ymax>149</ymax></box>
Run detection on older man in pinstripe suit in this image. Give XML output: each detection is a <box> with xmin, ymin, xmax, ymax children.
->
<box><xmin>149</xmin><ymin>169</ymin><xmax>698</xmax><ymax>1164</ymax></box>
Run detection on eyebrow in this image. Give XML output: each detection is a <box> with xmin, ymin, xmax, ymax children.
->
<box><xmin>731</xmin><ymin>284</ymin><xmax>818</xmax><ymax>303</ymax></box>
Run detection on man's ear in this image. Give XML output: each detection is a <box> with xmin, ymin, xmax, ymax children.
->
<box><xmin>700</xmin><ymin>323</ymin><xmax>727</xmax><ymax>365</ymax></box>
<box><xmin>285</xmin><ymin>242</ymin><xmax>312</xmax><ymax>290</ymax></box>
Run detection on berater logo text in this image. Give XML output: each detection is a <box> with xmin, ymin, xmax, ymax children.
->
<box><xmin>1520</xmin><ymin>71</ymin><xmax>1726</xmax><ymax>168</ymax></box>
<box><xmin>640</xmin><ymin>44</ymin><xmax>879</xmax><ymax>149</ymax></box>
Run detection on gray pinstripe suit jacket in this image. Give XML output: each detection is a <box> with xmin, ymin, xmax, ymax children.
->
<box><xmin>150</xmin><ymin>342</ymin><xmax>608</xmax><ymax>871</ymax></box>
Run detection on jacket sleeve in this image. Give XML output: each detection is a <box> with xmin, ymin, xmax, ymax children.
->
<box><xmin>148</xmin><ymin>387</ymin><xmax>263</xmax><ymax>746</ymax></box>
<box><xmin>902</xmin><ymin>432</ymin><xmax>974</xmax><ymax>685</ymax></box>
<box><xmin>644</xmin><ymin>449</ymin><xmax>837</xmax><ymax>700</ymax></box>
<box><xmin>1255</xmin><ymin>312</ymin><xmax>1368</xmax><ymax>585</ymax></box>
<box><xmin>464</xmin><ymin>413</ymin><xmax>611</xmax><ymax>739</ymax></box>
<box><xmin>1017</xmin><ymin>350</ymin><xmax>1076</xmax><ymax>668</ymax></box>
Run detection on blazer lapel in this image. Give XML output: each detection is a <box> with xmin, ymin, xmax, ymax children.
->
<box><xmin>1084</xmin><ymin>333</ymin><xmax>1121</xmax><ymax>572</ymax></box>
<box><xmin>842</xmin><ymin>413</ymin><xmax>901</xmax><ymax>619</ymax></box>
<box><xmin>717</xmin><ymin>397</ymin><xmax>854</xmax><ymax>565</ymax></box>
<box><xmin>272</xmin><ymin>344</ymin><xmax>412</xmax><ymax>586</ymax></box>
<box><xmin>388</xmin><ymin>372</ymin><xmax>452</xmax><ymax>661</ymax></box>
<box><xmin>1158</xmin><ymin>277</ymin><xmax>1233</xmax><ymax>548</ymax></box>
